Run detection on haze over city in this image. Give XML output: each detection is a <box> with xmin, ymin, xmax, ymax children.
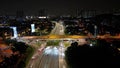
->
<box><xmin>0</xmin><ymin>0</ymin><xmax>120</xmax><ymax>15</ymax></box>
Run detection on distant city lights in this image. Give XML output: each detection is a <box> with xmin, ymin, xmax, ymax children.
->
<box><xmin>38</xmin><ymin>16</ymin><xmax>47</xmax><ymax>19</ymax></box>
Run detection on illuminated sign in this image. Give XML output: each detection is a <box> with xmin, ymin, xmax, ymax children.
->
<box><xmin>31</xmin><ymin>24</ymin><xmax>35</xmax><ymax>32</ymax></box>
<box><xmin>10</xmin><ymin>27</ymin><xmax>18</xmax><ymax>38</ymax></box>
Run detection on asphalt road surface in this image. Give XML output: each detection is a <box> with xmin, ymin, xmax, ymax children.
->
<box><xmin>50</xmin><ymin>22</ymin><xmax>65</xmax><ymax>35</ymax></box>
<box><xmin>26</xmin><ymin>46</ymin><xmax>67</xmax><ymax>68</ymax></box>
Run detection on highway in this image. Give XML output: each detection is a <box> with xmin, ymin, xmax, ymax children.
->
<box><xmin>31</xmin><ymin>46</ymin><xmax>59</xmax><ymax>68</ymax></box>
<box><xmin>26</xmin><ymin>21</ymin><xmax>67</xmax><ymax>68</ymax></box>
<box><xmin>26</xmin><ymin>45</ymin><xmax>67</xmax><ymax>68</ymax></box>
<box><xmin>50</xmin><ymin>22</ymin><xmax>65</xmax><ymax>35</ymax></box>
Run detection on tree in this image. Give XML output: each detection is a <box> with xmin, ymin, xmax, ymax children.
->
<box><xmin>65</xmin><ymin>40</ymin><xmax>120</xmax><ymax>68</ymax></box>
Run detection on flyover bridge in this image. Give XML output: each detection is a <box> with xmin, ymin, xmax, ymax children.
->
<box><xmin>18</xmin><ymin>35</ymin><xmax>120</xmax><ymax>40</ymax></box>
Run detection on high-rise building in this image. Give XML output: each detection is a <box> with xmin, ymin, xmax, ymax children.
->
<box><xmin>38</xmin><ymin>9</ymin><xmax>46</xmax><ymax>16</ymax></box>
<box><xmin>16</xmin><ymin>10</ymin><xmax>24</xmax><ymax>18</ymax></box>
<box><xmin>76</xmin><ymin>9</ymin><xmax>96</xmax><ymax>18</ymax></box>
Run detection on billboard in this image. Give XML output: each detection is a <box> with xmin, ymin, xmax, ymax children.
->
<box><xmin>31</xmin><ymin>24</ymin><xmax>35</xmax><ymax>33</ymax></box>
<box><xmin>10</xmin><ymin>27</ymin><xmax>18</xmax><ymax>38</ymax></box>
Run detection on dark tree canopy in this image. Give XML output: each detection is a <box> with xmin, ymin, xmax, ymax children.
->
<box><xmin>65</xmin><ymin>40</ymin><xmax>120</xmax><ymax>68</ymax></box>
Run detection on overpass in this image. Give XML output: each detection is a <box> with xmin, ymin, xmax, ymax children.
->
<box><xmin>19</xmin><ymin>35</ymin><xmax>88</xmax><ymax>40</ymax></box>
<box><xmin>18</xmin><ymin>35</ymin><xmax>120</xmax><ymax>40</ymax></box>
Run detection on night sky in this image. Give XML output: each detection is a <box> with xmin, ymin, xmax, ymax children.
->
<box><xmin>0</xmin><ymin>0</ymin><xmax>120</xmax><ymax>15</ymax></box>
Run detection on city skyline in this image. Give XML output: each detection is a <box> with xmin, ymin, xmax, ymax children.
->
<box><xmin>0</xmin><ymin>0</ymin><xmax>120</xmax><ymax>15</ymax></box>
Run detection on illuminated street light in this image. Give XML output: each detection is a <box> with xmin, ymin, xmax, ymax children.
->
<box><xmin>90</xmin><ymin>44</ymin><xmax>93</xmax><ymax>46</ymax></box>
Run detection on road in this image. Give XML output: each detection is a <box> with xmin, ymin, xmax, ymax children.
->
<box><xmin>50</xmin><ymin>22</ymin><xmax>65</xmax><ymax>35</ymax></box>
<box><xmin>25</xmin><ymin>21</ymin><xmax>67</xmax><ymax>68</ymax></box>
<box><xmin>26</xmin><ymin>45</ymin><xmax>67</xmax><ymax>68</ymax></box>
